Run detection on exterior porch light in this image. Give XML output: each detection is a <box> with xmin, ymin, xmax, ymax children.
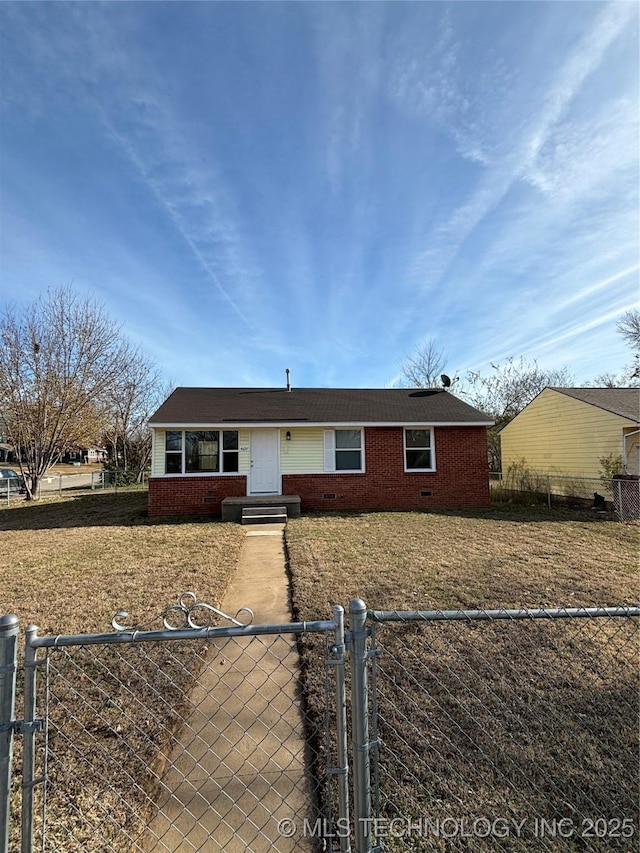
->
<box><xmin>286</xmin><ymin>431</ymin><xmax>291</xmax><ymax>441</ymax></box>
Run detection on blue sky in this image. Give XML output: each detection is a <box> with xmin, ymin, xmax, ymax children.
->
<box><xmin>1</xmin><ymin>1</ymin><xmax>638</xmax><ymax>389</ymax></box>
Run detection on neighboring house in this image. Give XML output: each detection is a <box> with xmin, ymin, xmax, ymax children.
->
<box><xmin>60</xmin><ymin>447</ymin><xmax>108</xmax><ymax>464</ymax></box>
<box><xmin>0</xmin><ymin>442</ymin><xmax>17</xmax><ymax>464</ymax></box>
<box><xmin>0</xmin><ymin>416</ymin><xmax>17</xmax><ymax>463</ymax></box>
<box><xmin>147</xmin><ymin>386</ymin><xmax>493</xmax><ymax>518</ymax></box>
<box><xmin>500</xmin><ymin>387</ymin><xmax>640</xmax><ymax>479</ymax></box>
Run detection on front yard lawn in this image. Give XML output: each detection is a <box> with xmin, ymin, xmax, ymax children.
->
<box><xmin>286</xmin><ymin>507</ymin><xmax>639</xmax><ymax>852</ymax></box>
<box><xmin>3</xmin><ymin>499</ymin><xmax>637</xmax><ymax>851</ymax></box>
<box><xmin>1</xmin><ymin>491</ymin><xmax>245</xmax><ymax>634</ymax></box>
<box><xmin>285</xmin><ymin>505</ymin><xmax>637</xmax><ymax>614</ymax></box>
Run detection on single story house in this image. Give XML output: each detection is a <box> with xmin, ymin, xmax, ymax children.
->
<box><xmin>147</xmin><ymin>386</ymin><xmax>493</xmax><ymax>518</ymax></box>
<box><xmin>60</xmin><ymin>447</ymin><xmax>108</xmax><ymax>464</ymax></box>
<box><xmin>500</xmin><ymin>387</ymin><xmax>640</xmax><ymax>479</ymax></box>
<box><xmin>0</xmin><ymin>442</ymin><xmax>17</xmax><ymax>464</ymax></box>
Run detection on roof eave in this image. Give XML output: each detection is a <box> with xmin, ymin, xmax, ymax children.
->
<box><xmin>148</xmin><ymin>420</ymin><xmax>494</xmax><ymax>428</ymax></box>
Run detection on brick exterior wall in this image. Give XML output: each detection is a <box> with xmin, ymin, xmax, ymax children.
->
<box><xmin>148</xmin><ymin>426</ymin><xmax>489</xmax><ymax>517</ymax></box>
<box><xmin>284</xmin><ymin>426</ymin><xmax>490</xmax><ymax>511</ymax></box>
<box><xmin>148</xmin><ymin>475</ymin><xmax>247</xmax><ymax>518</ymax></box>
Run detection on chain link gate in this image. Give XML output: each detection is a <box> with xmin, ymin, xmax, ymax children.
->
<box><xmin>2</xmin><ymin>601</ymin><xmax>639</xmax><ymax>853</ymax></box>
<box><xmin>1</xmin><ymin>597</ymin><xmax>351</xmax><ymax>853</ymax></box>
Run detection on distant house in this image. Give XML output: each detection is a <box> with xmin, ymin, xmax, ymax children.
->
<box><xmin>0</xmin><ymin>416</ymin><xmax>17</xmax><ymax>463</ymax></box>
<box><xmin>60</xmin><ymin>447</ymin><xmax>108</xmax><ymax>464</ymax></box>
<box><xmin>0</xmin><ymin>443</ymin><xmax>17</xmax><ymax>464</ymax></box>
<box><xmin>500</xmin><ymin>387</ymin><xmax>640</xmax><ymax>479</ymax></box>
<box><xmin>147</xmin><ymin>386</ymin><xmax>493</xmax><ymax>518</ymax></box>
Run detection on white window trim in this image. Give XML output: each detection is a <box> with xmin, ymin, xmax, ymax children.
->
<box><xmin>404</xmin><ymin>427</ymin><xmax>436</xmax><ymax>473</ymax></box>
<box><xmin>323</xmin><ymin>428</ymin><xmax>365</xmax><ymax>473</ymax></box>
<box><xmin>164</xmin><ymin>430</ymin><xmax>183</xmax><ymax>475</ymax></box>
<box><xmin>164</xmin><ymin>429</ymin><xmax>241</xmax><ymax>476</ymax></box>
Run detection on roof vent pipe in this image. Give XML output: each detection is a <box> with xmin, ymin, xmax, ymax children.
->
<box><xmin>286</xmin><ymin>368</ymin><xmax>291</xmax><ymax>392</ymax></box>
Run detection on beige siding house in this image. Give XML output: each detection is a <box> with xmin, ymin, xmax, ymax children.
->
<box><xmin>500</xmin><ymin>387</ymin><xmax>640</xmax><ymax>479</ymax></box>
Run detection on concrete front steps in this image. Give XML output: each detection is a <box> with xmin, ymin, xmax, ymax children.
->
<box><xmin>221</xmin><ymin>495</ymin><xmax>301</xmax><ymax>524</ymax></box>
<box><xmin>241</xmin><ymin>506</ymin><xmax>287</xmax><ymax>525</ymax></box>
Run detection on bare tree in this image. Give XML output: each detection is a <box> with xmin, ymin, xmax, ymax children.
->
<box><xmin>617</xmin><ymin>309</ymin><xmax>640</xmax><ymax>382</ymax></box>
<box><xmin>461</xmin><ymin>356</ymin><xmax>573</xmax><ymax>471</ymax></box>
<box><xmin>102</xmin><ymin>355</ymin><xmax>169</xmax><ymax>483</ymax></box>
<box><xmin>0</xmin><ymin>287</ymin><xmax>132</xmax><ymax>498</ymax></box>
<box><xmin>617</xmin><ymin>309</ymin><xmax>640</xmax><ymax>352</ymax></box>
<box><xmin>400</xmin><ymin>339</ymin><xmax>450</xmax><ymax>388</ymax></box>
<box><xmin>591</xmin><ymin>373</ymin><xmax>620</xmax><ymax>388</ymax></box>
<box><xmin>588</xmin><ymin>309</ymin><xmax>640</xmax><ymax>387</ymax></box>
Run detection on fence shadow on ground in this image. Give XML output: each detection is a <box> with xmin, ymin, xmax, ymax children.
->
<box><xmin>0</xmin><ymin>491</ymin><xmax>228</xmax><ymax>533</ymax></box>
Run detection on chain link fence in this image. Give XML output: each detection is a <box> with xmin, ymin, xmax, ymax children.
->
<box><xmin>39</xmin><ymin>635</ymin><xmax>326</xmax><ymax>852</ymax></box>
<box><xmin>367</xmin><ymin>608</ymin><xmax>639</xmax><ymax>852</ymax></box>
<box><xmin>0</xmin><ymin>470</ymin><xmax>150</xmax><ymax>503</ymax></box>
<box><xmin>490</xmin><ymin>473</ymin><xmax>640</xmax><ymax>520</ymax></box>
<box><xmin>2</xmin><ymin>603</ymin><xmax>639</xmax><ymax>853</ymax></box>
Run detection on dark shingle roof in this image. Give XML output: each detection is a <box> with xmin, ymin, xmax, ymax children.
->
<box><xmin>551</xmin><ymin>387</ymin><xmax>640</xmax><ymax>423</ymax></box>
<box><xmin>149</xmin><ymin>387</ymin><xmax>493</xmax><ymax>426</ymax></box>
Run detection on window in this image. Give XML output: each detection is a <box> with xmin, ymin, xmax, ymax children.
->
<box><xmin>222</xmin><ymin>430</ymin><xmax>239</xmax><ymax>472</ymax></box>
<box><xmin>165</xmin><ymin>431</ymin><xmax>182</xmax><ymax>473</ymax></box>
<box><xmin>404</xmin><ymin>428</ymin><xmax>434</xmax><ymax>471</ymax></box>
<box><xmin>186</xmin><ymin>431</ymin><xmax>218</xmax><ymax>472</ymax></box>
<box><xmin>165</xmin><ymin>430</ymin><xmax>239</xmax><ymax>474</ymax></box>
<box><xmin>336</xmin><ymin>429</ymin><xmax>362</xmax><ymax>470</ymax></box>
<box><xmin>324</xmin><ymin>429</ymin><xmax>364</xmax><ymax>472</ymax></box>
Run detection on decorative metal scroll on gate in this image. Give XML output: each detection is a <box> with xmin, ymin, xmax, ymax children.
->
<box><xmin>111</xmin><ymin>590</ymin><xmax>255</xmax><ymax>631</ymax></box>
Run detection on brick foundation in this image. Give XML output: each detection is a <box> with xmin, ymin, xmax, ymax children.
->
<box><xmin>148</xmin><ymin>426</ymin><xmax>490</xmax><ymax>517</ymax></box>
<box><xmin>148</xmin><ymin>475</ymin><xmax>247</xmax><ymax>518</ymax></box>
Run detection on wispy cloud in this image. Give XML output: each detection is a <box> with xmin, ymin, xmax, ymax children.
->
<box><xmin>3</xmin><ymin>4</ymin><xmax>270</xmax><ymax>333</ymax></box>
<box><xmin>555</xmin><ymin>265</ymin><xmax>639</xmax><ymax>312</ymax></box>
<box><xmin>101</xmin><ymin>106</ymin><xmax>255</xmax><ymax>327</ymax></box>
<box><xmin>406</xmin><ymin>1</ymin><xmax>636</xmax><ymax>297</ymax></box>
<box><xmin>1</xmin><ymin>2</ymin><xmax>637</xmax><ymax>388</ymax></box>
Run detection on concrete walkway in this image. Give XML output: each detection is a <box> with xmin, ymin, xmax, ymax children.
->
<box><xmin>145</xmin><ymin>524</ymin><xmax>313</xmax><ymax>852</ymax></box>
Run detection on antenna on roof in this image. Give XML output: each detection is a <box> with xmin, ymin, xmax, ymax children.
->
<box><xmin>441</xmin><ymin>374</ymin><xmax>451</xmax><ymax>390</ymax></box>
<box><xmin>286</xmin><ymin>368</ymin><xmax>291</xmax><ymax>392</ymax></box>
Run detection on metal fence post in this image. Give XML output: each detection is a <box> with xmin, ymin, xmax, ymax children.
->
<box><xmin>332</xmin><ymin>605</ymin><xmax>351</xmax><ymax>853</ymax></box>
<box><xmin>617</xmin><ymin>478</ymin><xmax>624</xmax><ymax>521</ymax></box>
<box><xmin>349</xmin><ymin>598</ymin><xmax>372</xmax><ymax>853</ymax></box>
<box><xmin>0</xmin><ymin>614</ymin><xmax>19</xmax><ymax>853</ymax></box>
<box><xmin>21</xmin><ymin>625</ymin><xmax>38</xmax><ymax>853</ymax></box>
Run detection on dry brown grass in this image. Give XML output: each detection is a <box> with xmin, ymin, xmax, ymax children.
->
<box><xmin>1</xmin><ymin>491</ymin><xmax>245</xmax><ymax>634</ymax></box>
<box><xmin>286</xmin><ymin>506</ymin><xmax>638</xmax><ymax>614</ymax></box>
<box><xmin>3</xmin><ymin>500</ymin><xmax>638</xmax><ymax>850</ymax></box>
<box><xmin>1</xmin><ymin>492</ymin><xmax>245</xmax><ymax>851</ymax></box>
<box><xmin>286</xmin><ymin>507</ymin><xmax>639</xmax><ymax>852</ymax></box>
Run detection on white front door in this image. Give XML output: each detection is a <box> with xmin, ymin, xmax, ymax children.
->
<box><xmin>250</xmin><ymin>429</ymin><xmax>280</xmax><ymax>494</ymax></box>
